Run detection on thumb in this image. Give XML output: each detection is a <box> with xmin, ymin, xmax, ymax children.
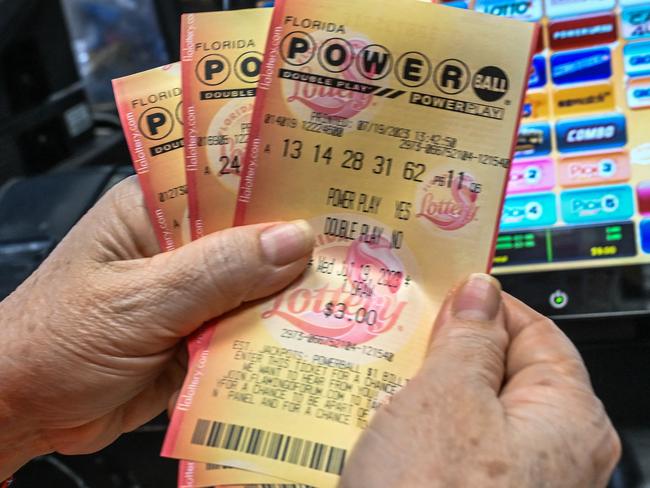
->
<box><xmin>115</xmin><ymin>221</ymin><xmax>314</xmax><ymax>339</ymax></box>
<box><xmin>424</xmin><ymin>274</ymin><xmax>508</xmax><ymax>394</ymax></box>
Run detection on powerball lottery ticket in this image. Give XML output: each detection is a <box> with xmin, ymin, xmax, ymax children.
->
<box><xmin>181</xmin><ymin>9</ymin><xmax>295</xmax><ymax>486</ymax></box>
<box><xmin>182</xmin><ymin>8</ymin><xmax>272</xmax><ymax>240</ymax></box>
<box><xmin>113</xmin><ymin>64</ymin><xmax>289</xmax><ymax>487</ymax></box>
<box><xmin>113</xmin><ymin>63</ymin><xmax>191</xmax><ymax>251</ymax></box>
<box><xmin>164</xmin><ymin>1</ymin><xmax>537</xmax><ymax>486</ymax></box>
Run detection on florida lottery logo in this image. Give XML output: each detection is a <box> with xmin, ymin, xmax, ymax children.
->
<box><xmin>261</xmin><ymin>216</ymin><xmax>423</xmax><ymax>363</ymax></box>
<box><xmin>206</xmin><ymin>100</ymin><xmax>254</xmax><ymax>192</ymax></box>
<box><xmin>280</xmin><ymin>32</ymin><xmax>377</xmax><ymax>123</ymax></box>
<box><xmin>416</xmin><ymin>170</ymin><xmax>482</xmax><ymax>232</ymax></box>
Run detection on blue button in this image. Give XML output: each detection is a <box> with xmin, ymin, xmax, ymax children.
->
<box><xmin>475</xmin><ymin>0</ymin><xmax>543</xmax><ymax>21</ymax></box>
<box><xmin>516</xmin><ymin>122</ymin><xmax>552</xmax><ymax>158</ymax></box>
<box><xmin>501</xmin><ymin>193</ymin><xmax>558</xmax><ymax>230</ymax></box>
<box><xmin>556</xmin><ymin>114</ymin><xmax>627</xmax><ymax>154</ymax></box>
<box><xmin>529</xmin><ymin>56</ymin><xmax>547</xmax><ymax>89</ymax></box>
<box><xmin>641</xmin><ymin>220</ymin><xmax>650</xmax><ymax>253</ymax></box>
<box><xmin>544</xmin><ymin>0</ymin><xmax>615</xmax><ymax>19</ymax></box>
<box><xmin>561</xmin><ymin>186</ymin><xmax>634</xmax><ymax>225</ymax></box>
<box><xmin>551</xmin><ymin>47</ymin><xmax>612</xmax><ymax>85</ymax></box>
<box><xmin>624</xmin><ymin>42</ymin><xmax>650</xmax><ymax>78</ymax></box>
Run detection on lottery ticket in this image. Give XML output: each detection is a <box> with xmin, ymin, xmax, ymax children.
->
<box><xmin>113</xmin><ymin>63</ymin><xmax>190</xmax><ymax>250</ymax></box>
<box><xmin>164</xmin><ymin>1</ymin><xmax>537</xmax><ymax>486</ymax></box>
<box><xmin>180</xmin><ymin>9</ymin><xmax>295</xmax><ymax>486</ymax></box>
<box><xmin>182</xmin><ymin>9</ymin><xmax>272</xmax><ymax>240</ymax></box>
<box><xmin>113</xmin><ymin>64</ymin><xmax>286</xmax><ymax>487</ymax></box>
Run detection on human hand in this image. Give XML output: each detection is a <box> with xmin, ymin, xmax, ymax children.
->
<box><xmin>0</xmin><ymin>177</ymin><xmax>314</xmax><ymax>478</ymax></box>
<box><xmin>341</xmin><ymin>275</ymin><xmax>621</xmax><ymax>488</ymax></box>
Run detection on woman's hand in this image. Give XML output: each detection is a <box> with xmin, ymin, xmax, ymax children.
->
<box><xmin>0</xmin><ymin>177</ymin><xmax>314</xmax><ymax>478</ymax></box>
<box><xmin>341</xmin><ymin>275</ymin><xmax>621</xmax><ymax>488</ymax></box>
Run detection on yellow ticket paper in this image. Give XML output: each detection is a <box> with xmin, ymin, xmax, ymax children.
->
<box><xmin>164</xmin><ymin>1</ymin><xmax>537</xmax><ymax>486</ymax></box>
<box><xmin>181</xmin><ymin>10</ymin><xmax>298</xmax><ymax>486</ymax></box>
<box><xmin>113</xmin><ymin>65</ymin><xmax>274</xmax><ymax>486</ymax></box>
<box><xmin>182</xmin><ymin>9</ymin><xmax>272</xmax><ymax>240</ymax></box>
<box><xmin>113</xmin><ymin>64</ymin><xmax>190</xmax><ymax>250</ymax></box>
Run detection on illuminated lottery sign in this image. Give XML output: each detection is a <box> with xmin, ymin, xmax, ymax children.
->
<box><xmin>556</xmin><ymin>113</ymin><xmax>627</xmax><ymax>153</ymax></box>
<box><xmin>507</xmin><ymin>158</ymin><xmax>555</xmax><ymax>193</ymax></box>
<box><xmin>553</xmin><ymin>82</ymin><xmax>615</xmax><ymax>116</ymax></box>
<box><xmin>560</xmin><ymin>185</ymin><xmax>634</xmax><ymax>224</ymax></box>
<box><xmin>475</xmin><ymin>0</ymin><xmax>543</xmax><ymax>21</ymax></box>
<box><xmin>558</xmin><ymin>151</ymin><xmax>631</xmax><ymax>188</ymax></box>
<box><xmin>551</xmin><ymin>47</ymin><xmax>612</xmax><ymax>85</ymax></box>
<box><xmin>548</xmin><ymin>13</ymin><xmax>618</xmax><ymax>51</ymax></box>
<box><xmin>502</xmin><ymin>192</ymin><xmax>558</xmax><ymax>230</ymax></box>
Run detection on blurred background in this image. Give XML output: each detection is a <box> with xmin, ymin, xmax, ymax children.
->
<box><xmin>1</xmin><ymin>0</ymin><xmax>649</xmax><ymax>486</ymax></box>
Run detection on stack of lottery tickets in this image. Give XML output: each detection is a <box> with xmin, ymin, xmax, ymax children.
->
<box><xmin>112</xmin><ymin>1</ymin><xmax>537</xmax><ymax>486</ymax></box>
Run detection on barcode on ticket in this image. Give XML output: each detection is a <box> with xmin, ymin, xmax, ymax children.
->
<box><xmin>191</xmin><ymin>419</ymin><xmax>347</xmax><ymax>475</ymax></box>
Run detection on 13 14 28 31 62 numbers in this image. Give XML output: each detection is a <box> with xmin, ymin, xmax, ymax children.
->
<box><xmin>281</xmin><ymin>139</ymin><xmax>428</xmax><ymax>182</ymax></box>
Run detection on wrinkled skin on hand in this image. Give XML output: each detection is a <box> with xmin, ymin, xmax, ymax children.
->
<box><xmin>340</xmin><ymin>277</ymin><xmax>621</xmax><ymax>488</ymax></box>
<box><xmin>0</xmin><ymin>177</ymin><xmax>314</xmax><ymax>476</ymax></box>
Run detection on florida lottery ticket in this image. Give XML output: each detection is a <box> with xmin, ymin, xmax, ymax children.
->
<box><xmin>182</xmin><ymin>8</ymin><xmax>272</xmax><ymax>240</ymax></box>
<box><xmin>164</xmin><ymin>0</ymin><xmax>537</xmax><ymax>486</ymax></box>
<box><xmin>113</xmin><ymin>63</ymin><xmax>190</xmax><ymax>250</ymax></box>
<box><xmin>180</xmin><ymin>8</ymin><xmax>301</xmax><ymax>487</ymax></box>
<box><xmin>113</xmin><ymin>62</ymin><xmax>290</xmax><ymax>487</ymax></box>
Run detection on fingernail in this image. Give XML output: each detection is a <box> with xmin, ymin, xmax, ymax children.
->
<box><xmin>260</xmin><ymin>220</ymin><xmax>314</xmax><ymax>266</ymax></box>
<box><xmin>452</xmin><ymin>273</ymin><xmax>502</xmax><ymax>322</ymax></box>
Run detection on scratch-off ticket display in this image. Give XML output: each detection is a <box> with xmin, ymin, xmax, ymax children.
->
<box><xmin>113</xmin><ymin>64</ymin><xmax>190</xmax><ymax>251</ymax></box>
<box><xmin>164</xmin><ymin>1</ymin><xmax>537</xmax><ymax>486</ymax></box>
<box><xmin>182</xmin><ymin>9</ymin><xmax>272</xmax><ymax>240</ymax></box>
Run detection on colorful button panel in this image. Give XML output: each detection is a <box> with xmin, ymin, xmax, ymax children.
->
<box><xmin>624</xmin><ymin>42</ymin><xmax>650</xmax><ymax>78</ymax></box>
<box><xmin>558</xmin><ymin>151</ymin><xmax>631</xmax><ymax>188</ymax></box>
<box><xmin>560</xmin><ymin>185</ymin><xmax>635</xmax><ymax>224</ymax></box>
<box><xmin>476</xmin><ymin>0</ymin><xmax>650</xmax><ymax>268</ymax></box>
<box><xmin>502</xmin><ymin>193</ymin><xmax>558</xmax><ymax>230</ymax></box>
<box><xmin>621</xmin><ymin>5</ymin><xmax>650</xmax><ymax>41</ymax></box>
<box><xmin>508</xmin><ymin>158</ymin><xmax>556</xmax><ymax>194</ymax></box>
<box><xmin>551</xmin><ymin>47</ymin><xmax>613</xmax><ymax>85</ymax></box>
<box><xmin>548</xmin><ymin>13</ymin><xmax>618</xmax><ymax>51</ymax></box>
<box><xmin>555</xmin><ymin>113</ymin><xmax>627</xmax><ymax>153</ymax></box>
